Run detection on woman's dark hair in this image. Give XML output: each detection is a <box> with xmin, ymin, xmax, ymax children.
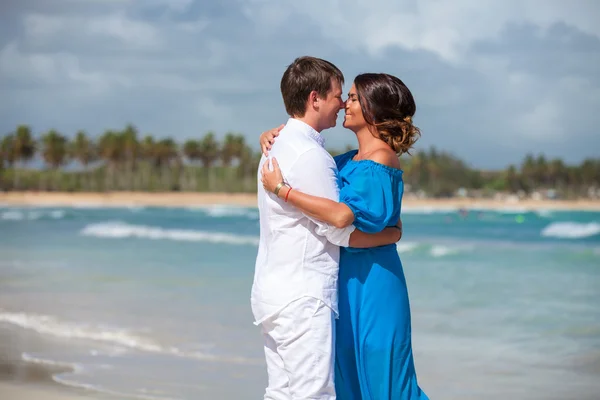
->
<box><xmin>354</xmin><ymin>73</ymin><xmax>420</xmax><ymax>154</ymax></box>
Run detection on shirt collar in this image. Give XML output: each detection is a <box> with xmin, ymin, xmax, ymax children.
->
<box><xmin>286</xmin><ymin>118</ymin><xmax>326</xmax><ymax>148</ymax></box>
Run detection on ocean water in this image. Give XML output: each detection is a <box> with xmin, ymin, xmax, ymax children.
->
<box><xmin>1</xmin><ymin>203</ymin><xmax>599</xmax><ymax>399</ymax></box>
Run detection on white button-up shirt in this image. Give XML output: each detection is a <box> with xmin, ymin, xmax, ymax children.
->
<box><xmin>251</xmin><ymin>118</ymin><xmax>356</xmax><ymax>325</ymax></box>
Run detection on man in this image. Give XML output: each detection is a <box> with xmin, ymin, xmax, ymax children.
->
<box><xmin>251</xmin><ymin>56</ymin><xmax>402</xmax><ymax>400</ymax></box>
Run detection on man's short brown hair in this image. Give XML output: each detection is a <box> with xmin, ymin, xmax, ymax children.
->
<box><xmin>280</xmin><ymin>56</ymin><xmax>344</xmax><ymax>118</ymax></box>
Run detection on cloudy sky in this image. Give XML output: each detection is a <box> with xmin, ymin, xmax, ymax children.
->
<box><xmin>1</xmin><ymin>0</ymin><xmax>599</xmax><ymax>168</ymax></box>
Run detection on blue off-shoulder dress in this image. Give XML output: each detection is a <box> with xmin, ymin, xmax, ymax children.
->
<box><xmin>333</xmin><ymin>150</ymin><xmax>428</xmax><ymax>400</ymax></box>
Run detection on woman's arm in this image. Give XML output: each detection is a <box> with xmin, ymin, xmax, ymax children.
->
<box><xmin>282</xmin><ymin>184</ymin><xmax>354</xmax><ymax>228</ymax></box>
<box><xmin>261</xmin><ymin>158</ymin><xmax>355</xmax><ymax>228</ymax></box>
<box><xmin>349</xmin><ymin>225</ymin><xmax>402</xmax><ymax>248</ymax></box>
<box><xmin>274</xmin><ymin>185</ymin><xmax>403</xmax><ymax>247</ymax></box>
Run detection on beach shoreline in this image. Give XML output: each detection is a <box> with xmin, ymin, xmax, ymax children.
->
<box><xmin>0</xmin><ymin>328</ymin><xmax>103</xmax><ymax>400</ymax></box>
<box><xmin>1</xmin><ymin>191</ymin><xmax>600</xmax><ymax>211</ymax></box>
<box><xmin>0</xmin><ymin>382</ymin><xmax>102</xmax><ymax>400</ymax></box>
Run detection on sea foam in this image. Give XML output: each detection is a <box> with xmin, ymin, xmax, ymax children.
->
<box><xmin>541</xmin><ymin>222</ymin><xmax>600</xmax><ymax>239</ymax></box>
<box><xmin>0</xmin><ymin>209</ymin><xmax>66</xmax><ymax>221</ymax></box>
<box><xmin>187</xmin><ymin>204</ymin><xmax>259</xmax><ymax>219</ymax></box>
<box><xmin>80</xmin><ymin>221</ymin><xmax>259</xmax><ymax>245</ymax></box>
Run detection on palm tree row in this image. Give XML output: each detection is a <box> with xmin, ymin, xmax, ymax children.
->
<box><xmin>1</xmin><ymin>124</ymin><xmax>599</xmax><ymax>198</ymax></box>
<box><xmin>0</xmin><ymin>124</ymin><xmax>260</xmax><ymax>192</ymax></box>
<box><xmin>401</xmin><ymin>148</ymin><xmax>600</xmax><ymax>198</ymax></box>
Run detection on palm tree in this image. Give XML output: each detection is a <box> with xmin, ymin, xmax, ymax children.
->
<box><xmin>41</xmin><ymin>130</ymin><xmax>68</xmax><ymax>190</ymax></box>
<box><xmin>0</xmin><ymin>139</ymin><xmax>5</xmax><ymax>189</ymax></box>
<box><xmin>41</xmin><ymin>130</ymin><xmax>68</xmax><ymax>168</ymax></box>
<box><xmin>199</xmin><ymin>132</ymin><xmax>220</xmax><ymax>191</ymax></box>
<box><xmin>98</xmin><ymin>130</ymin><xmax>123</xmax><ymax>190</ymax></box>
<box><xmin>140</xmin><ymin>135</ymin><xmax>156</xmax><ymax>190</ymax></box>
<box><xmin>221</xmin><ymin>133</ymin><xmax>235</xmax><ymax>167</ymax></box>
<box><xmin>221</xmin><ymin>133</ymin><xmax>247</xmax><ymax>191</ymax></box>
<box><xmin>505</xmin><ymin>165</ymin><xmax>520</xmax><ymax>193</ymax></box>
<box><xmin>70</xmin><ymin>130</ymin><xmax>97</xmax><ymax>190</ymax></box>
<box><xmin>0</xmin><ymin>144</ymin><xmax>7</xmax><ymax>191</ymax></box>
<box><xmin>548</xmin><ymin>159</ymin><xmax>566</xmax><ymax>192</ymax></box>
<box><xmin>535</xmin><ymin>154</ymin><xmax>548</xmax><ymax>188</ymax></box>
<box><xmin>153</xmin><ymin>138</ymin><xmax>179</xmax><ymax>190</ymax></box>
<box><xmin>13</xmin><ymin>125</ymin><xmax>36</xmax><ymax>189</ymax></box>
<box><xmin>0</xmin><ymin>133</ymin><xmax>17</xmax><ymax>189</ymax></box>
<box><xmin>521</xmin><ymin>153</ymin><xmax>537</xmax><ymax>193</ymax></box>
<box><xmin>221</xmin><ymin>132</ymin><xmax>246</xmax><ymax>167</ymax></box>
<box><xmin>1</xmin><ymin>134</ymin><xmax>16</xmax><ymax>190</ymax></box>
<box><xmin>183</xmin><ymin>139</ymin><xmax>201</xmax><ymax>191</ymax></box>
<box><xmin>581</xmin><ymin>159</ymin><xmax>597</xmax><ymax>186</ymax></box>
<box><xmin>183</xmin><ymin>139</ymin><xmax>200</xmax><ymax>161</ymax></box>
<box><xmin>404</xmin><ymin>150</ymin><xmax>426</xmax><ymax>193</ymax></box>
<box><xmin>199</xmin><ymin>132</ymin><xmax>219</xmax><ymax>167</ymax></box>
<box><xmin>0</xmin><ymin>134</ymin><xmax>15</xmax><ymax>168</ymax></box>
<box><xmin>426</xmin><ymin>148</ymin><xmax>443</xmax><ymax>196</ymax></box>
<box><xmin>121</xmin><ymin>124</ymin><xmax>139</xmax><ymax>190</ymax></box>
<box><xmin>238</xmin><ymin>145</ymin><xmax>260</xmax><ymax>192</ymax></box>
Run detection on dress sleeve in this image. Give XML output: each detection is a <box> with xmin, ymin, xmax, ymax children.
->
<box><xmin>339</xmin><ymin>162</ymin><xmax>402</xmax><ymax>233</ymax></box>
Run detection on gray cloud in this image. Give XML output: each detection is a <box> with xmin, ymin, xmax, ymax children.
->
<box><xmin>0</xmin><ymin>0</ymin><xmax>598</xmax><ymax>168</ymax></box>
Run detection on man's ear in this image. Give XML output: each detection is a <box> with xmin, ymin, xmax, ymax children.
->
<box><xmin>309</xmin><ymin>90</ymin><xmax>319</xmax><ymax>109</ymax></box>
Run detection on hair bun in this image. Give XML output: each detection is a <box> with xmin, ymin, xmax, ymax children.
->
<box><xmin>375</xmin><ymin>119</ymin><xmax>420</xmax><ymax>155</ymax></box>
<box><xmin>354</xmin><ymin>73</ymin><xmax>420</xmax><ymax>155</ymax></box>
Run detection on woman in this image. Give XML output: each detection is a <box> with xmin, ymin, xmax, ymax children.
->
<box><xmin>260</xmin><ymin>73</ymin><xmax>428</xmax><ymax>399</ymax></box>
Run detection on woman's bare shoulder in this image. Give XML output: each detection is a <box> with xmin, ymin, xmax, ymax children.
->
<box><xmin>368</xmin><ymin>148</ymin><xmax>401</xmax><ymax>169</ymax></box>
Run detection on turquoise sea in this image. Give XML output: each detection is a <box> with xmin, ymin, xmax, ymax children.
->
<box><xmin>1</xmin><ymin>203</ymin><xmax>599</xmax><ymax>399</ymax></box>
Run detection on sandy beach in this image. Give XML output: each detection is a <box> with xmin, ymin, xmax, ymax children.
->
<box><xmin>1</xmin><ymin>191</ymin><xmax>600</xmax><ymax>210</ymax></box>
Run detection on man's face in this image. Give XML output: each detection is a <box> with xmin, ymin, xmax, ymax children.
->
<box><xmin>317</xmin><ymin>79</ymin><xmax>344</xmax><ymax>131</ymax></box>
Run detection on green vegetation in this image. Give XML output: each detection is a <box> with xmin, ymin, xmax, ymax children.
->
<box><xmin>1</xmin><ymin>124</ymin><xmax>599</xmax><ymax>198</ymax></box>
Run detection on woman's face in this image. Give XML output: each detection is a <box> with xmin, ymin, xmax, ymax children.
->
<box><xmin>343</xmin><ymin>83</ymin><xmax>367</xmax><ymax>132</ymax></box>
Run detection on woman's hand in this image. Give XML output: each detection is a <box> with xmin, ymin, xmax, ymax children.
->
<box><xmin>261</xmin><ymin>157</ymin><xmax>285</xmax><ymax>194</ymax></box>
<box><xmin>260</xmin><ymin>125</ymin><xmax>284</xmax><ymax>156</ymax></box>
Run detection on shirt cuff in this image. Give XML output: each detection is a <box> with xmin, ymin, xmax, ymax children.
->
<box><xmin>314</xmin><ymin>224</ymin><xmax>355</xmax><ymax>247</ymax></box>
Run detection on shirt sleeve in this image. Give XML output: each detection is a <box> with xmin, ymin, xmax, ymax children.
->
<box><xmin>287</xmin><ymin>148</ymin><xmax>356</xmax><ymax>247</ymax></box>
<box><xmin>339</xmin><ymin>162</ymin><xmax>402</xmax><ymax>234</ymax></box>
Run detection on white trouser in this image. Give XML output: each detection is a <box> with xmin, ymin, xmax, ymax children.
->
<box><xmin>260</xmin><ymin>297</ymin><xmax>336</xmax><ymax>400</ymax></box>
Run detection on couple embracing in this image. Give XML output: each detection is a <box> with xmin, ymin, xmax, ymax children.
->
<box><xmin>251</xmin><ymin>56</ymin><xmax>428</xmax><ymax>400</ymax></box>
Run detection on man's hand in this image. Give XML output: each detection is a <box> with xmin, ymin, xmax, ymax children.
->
<box><xmin>260</xmin><ymin>125</ymin><xmax>284</xmax><ymax>156</ymax></box>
